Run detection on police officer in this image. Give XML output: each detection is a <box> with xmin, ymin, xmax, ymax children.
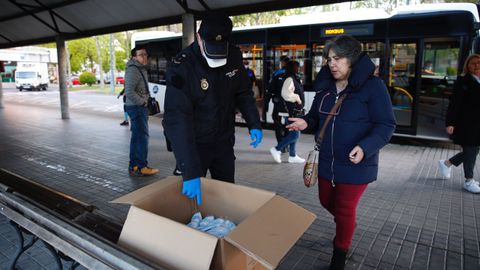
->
<box><xmin>163</xmin><ymin>13</ymin><xmax>263</xmax><ymax>205</ymax></box>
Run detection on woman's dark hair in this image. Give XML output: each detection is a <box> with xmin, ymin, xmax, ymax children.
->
<box><xmin>323</xmin><ymin>35</ymin><xmax>362</xmax><ymax>66</ymax></box>
<box><xmin>284</xmin><ymin>60</ymin><xmax>299</xmax><ymax>77</ymax></box>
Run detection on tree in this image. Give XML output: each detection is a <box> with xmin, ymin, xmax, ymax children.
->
<box><xmin>68</xmin><ymin>38</ymin><xmax>97</xmax><ymax>73</ymax></box>
<box><xmin>94</xmin><ymin>36</ymin><xmax>105</xmax><ymax>88</ymax></box>
<box><xmin>232</xmin><ymin>8</ymin><xmax>306</xmax><ymax>26</ymax></box>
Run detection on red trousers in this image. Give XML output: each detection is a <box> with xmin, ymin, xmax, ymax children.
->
<box><xmin>318</xmin><ymin>177</ymin><xmax>368</xmax><ymax>251</ymax></box>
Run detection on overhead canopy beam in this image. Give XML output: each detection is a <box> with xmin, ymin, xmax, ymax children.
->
<box><xmin>0</xmin><ymin>0</ymin><xmax>86</xmax><ymax>23</ymax></box>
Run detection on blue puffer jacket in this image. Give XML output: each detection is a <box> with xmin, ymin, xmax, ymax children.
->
<box><xmin>303</xmin><ymin>53</ymin><xmax>395</xmax><ymax>184</ymax></box>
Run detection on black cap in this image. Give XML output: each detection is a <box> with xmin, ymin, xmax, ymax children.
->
<box><xmin>198</xmin><ymin>13</ymin><xmax>233</xmax><ymax>59</ymax></box>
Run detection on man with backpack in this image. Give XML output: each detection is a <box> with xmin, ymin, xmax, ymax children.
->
<box><xmin>264</xmin><ymin>56</ymin><xmax>290</xmax><ymax>150</ymax></box>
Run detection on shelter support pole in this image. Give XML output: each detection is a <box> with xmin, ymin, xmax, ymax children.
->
<box><xmin>182</xmin><ymin>13</ymin><xmax>195</xmax><ymax>49</ymax></box>
<box><xmin>56</xmin><ymin>36</ymin><xmax>70</xmax><ymax>119</ymax></box>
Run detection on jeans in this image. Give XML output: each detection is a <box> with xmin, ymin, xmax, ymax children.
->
<box><xmin>449</xmin><ymin>145</ymin><xmax>480</xmax><ymax>179</ymax></box>
<box><xmin>126</xmin><ymin>105</ymin><xmax>149</xmax><ymax>169</ymax></box>
<box><xmin>275</xmin><ymin>130</ymin><xmax>299</xmax><ymax>157</ymax></box>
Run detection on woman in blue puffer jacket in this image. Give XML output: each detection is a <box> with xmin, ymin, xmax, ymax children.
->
<box><xmin>286</xmin><ymin>35</ymin><xmax>395</xmax><ymax>270</ymax></box>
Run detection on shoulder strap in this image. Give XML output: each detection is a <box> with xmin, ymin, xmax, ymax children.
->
<box><xmin>315</xmin><ymin>93</ymin><xmax>348</xmax><ymax>148</ymax></box>
<box><xmin>132</xmin><ymin>65</ymin><xmax>150</xmax><ymax>97</ymax></box>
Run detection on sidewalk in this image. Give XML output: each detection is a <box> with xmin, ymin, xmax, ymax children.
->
<box><xmin>0</xmin><ymin>100</ymin><xmax>479</xmax><ymax>269</ymax></box>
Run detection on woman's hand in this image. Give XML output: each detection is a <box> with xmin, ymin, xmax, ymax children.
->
<box><xmin>349</xmin><ymin>145</ymin><xmax>364</xmax><ymax>164</ymax></box>
<box><xmin>446</xmin><ymin>126</ymin><xmax>454</xmax><ymax>135</ymax></box>
<box><xmin>286</xmin><ymin>118</ymin><xmax>307</xmax><ymax>131</ymax></box>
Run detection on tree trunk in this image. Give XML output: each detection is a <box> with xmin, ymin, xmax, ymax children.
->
<box><xmin>65</xmin><ymin>41</ymin><xmax>72</xmax><ymax>87</ymax></box>
<box><xmin>95</xmin><ymin>36</ymin><xmax>105</xmax><ymax>88</ymax></box>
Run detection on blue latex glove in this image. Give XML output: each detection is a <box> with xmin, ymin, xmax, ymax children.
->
<box><xmin>249</xmin><ymin>129</ymin><xmax>263</xmax><ymax>149</ymax></box>
<box><xmin>182</xmin><ymin>177</ymin><xmax>202</xmax><ymax>205</ymax></box>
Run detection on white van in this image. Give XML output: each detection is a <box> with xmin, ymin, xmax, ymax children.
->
<box><xmin>15</xmin><ymin>62</ymin><xmax>49</xmax><ymax>91</ymax></box>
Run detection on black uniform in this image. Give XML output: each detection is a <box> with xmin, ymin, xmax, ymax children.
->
<box><xmin>163</xmin><ymin>41</ymin><xmax>261</xmax><ymax>182</ymax></box>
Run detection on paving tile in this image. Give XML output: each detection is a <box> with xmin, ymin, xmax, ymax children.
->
<box><xmin>0</xmin><ymin>98</ymin><xmax>479</xmax><ymax>269</ymax></box>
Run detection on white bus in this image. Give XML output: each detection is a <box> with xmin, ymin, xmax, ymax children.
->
<box><xmin>133</xmin><ymin>3</ymin><xmax>480</xmax><ymax>140</ymax></box>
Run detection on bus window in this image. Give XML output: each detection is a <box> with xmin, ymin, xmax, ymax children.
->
<box><xmin>417</xmin><ymin>38</ymin><xmax>460</xmax><ymax>137</ymax></box>
<box><xmin>389</xmin><ymin>42</ymin><xmax>416</xmax><ymax>127</ymax></box>
<box><xmin>312</xmin><ymin>44</ymin><xmax>325</xmax><ymax>80</ymax></box>
<box><xmin>362</xmin><ymin>42</ymin><xmax>385</xmax><ymax>77</ymax></box>
<box><xmin>312</xmin><ymin>41</ymin><xmax>384</xmax><ymax>81</ymax></box>
<box><xmin>240</xmin><ymin>44</ymin><xmax>263</xmax><ymax>96</ymax></box>
<box><xmin>270</xmin><ymin>45</ymin><xmax>309</xmax><ymax>84</ymax></box>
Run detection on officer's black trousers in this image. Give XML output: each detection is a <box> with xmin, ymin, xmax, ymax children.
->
<box><xmin>197</xmin><ymin>142</ymin><xmax>235</xmax><ymax>183</ymax></box>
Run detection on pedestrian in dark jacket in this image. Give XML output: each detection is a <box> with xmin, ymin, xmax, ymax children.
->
<box><xmin>125</xmin><ymin>46</ymin><xmax>159</xmax><ymax>177</ymax></box>
<box><xmin>438</xmin><ymin>54</ymin><xmax>480</xmax><ymax>194</ymax></box>
<box><xmin>269</xmin><ymin>60</ymin><xmax>305</xmax><ymax>163</ymax></box>
<box><xmin>286</xmin><ymin>35</ymin><xmax>395</xmax><ymax>270</ymax></box>
<box><xmin>264</xmin><ymin>56</ymin><xmax>290</xmax><ymax>148</ymax></box>
<box><xmin>163</xmin><ymin>13</ymin><xmax>262</xmax><ymax>205</ymax></box>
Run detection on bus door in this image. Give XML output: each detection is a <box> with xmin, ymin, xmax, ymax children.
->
<box><xmin>388</xmin><ymin>41</ymin><xmax>417</xmax><ymax>135</ymax></box>
<box><xmin>417</xmin><ymin>38</ymin><xmax>459</xmax><ymax>139</ymax></box>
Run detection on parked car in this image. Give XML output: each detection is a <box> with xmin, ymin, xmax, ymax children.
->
<box><xmin>71</xmin><ymin>76</ymin><xmax>80</xmax><ymax>85</ymax></box>
<box><xmin>116</xmin><ymin>76</ymin><xmax>124</xmax><ymax>84</ymax></box>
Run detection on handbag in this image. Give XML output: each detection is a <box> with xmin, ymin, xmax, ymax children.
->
<box><xmin>134</xmin><ymin>65</ymin><xmax>161</xmax><ymax>116</ymax></box>
<box><xmin>303</xmin><ymin>93</ymin><xmax>348</xmax><ymax>187</ymax></box>
<box><xmin>147</xmin><ymin>96</ymin><xmax>161</xmax><ymax>116</ymax></box>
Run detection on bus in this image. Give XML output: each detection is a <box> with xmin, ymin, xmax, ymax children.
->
<box><xmin>133</xmin><ymin>3</ymin><xmax>480</xmax><ymax>140</ymax></box>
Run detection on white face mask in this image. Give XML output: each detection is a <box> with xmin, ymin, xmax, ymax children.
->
<box><xmin>244</xmin><ymin>65</ymin><xmax>249</xmax><ymax>69</ymax></box>
<box><xmin>200</xmin><ymin>42</ymin><xmax>227</xmax><ymax>68</ymax></box>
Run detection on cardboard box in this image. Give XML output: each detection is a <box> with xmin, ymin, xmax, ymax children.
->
<box><xmin>112</xmin><ymin>176</ymin><xmax>316</xmax><ymax>270</ymax></box>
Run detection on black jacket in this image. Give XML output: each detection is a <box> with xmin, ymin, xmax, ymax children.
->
<box><xmin>163</xmin><ymin>41</ymin><xmax>261</xmax><ymax>180</ymax></box>
<box><xmin>446</xmin><ymin>73</ymin><xmax>480</xmax><ymax>145</ymax></box>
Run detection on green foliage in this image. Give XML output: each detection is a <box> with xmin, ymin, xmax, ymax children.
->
<box><xmin>446</xmin><ymin>66</ymin><xmax>457</xmax><ymax>76</ymax></box>
<box><xmin>79</xmin><ymin>71</ymin><xmax>96</xmax><ymax>86</ymax></box>
<box><xmin>115</xmin><ymin>50</ymin><xmax>127</xmax><ymax>71</ymax></box>
<box><xmin>232</xmin><ymin>8</ymin><xmax>305</xmax><ymax>26</ymax></box>
<box><xmin>68</xmin><ymin>38</ymin><xmax>97</xmax><ymax>73</ymax></box>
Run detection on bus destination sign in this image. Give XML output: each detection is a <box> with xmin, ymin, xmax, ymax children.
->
<box><xmin>321</xmin><ymin>24</ymin><xmax>373</xmax><ymax>37</ymax></box>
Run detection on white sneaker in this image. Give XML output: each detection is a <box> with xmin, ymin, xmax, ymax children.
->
<box><xmin>438</xmin><ymin>160</ymin><xmax>451</xmax><ymax>179</ymax></box>
<box><xmin>288</xmin><ymin>155</ymin><xmax>305</xmax><ymax>163</ymax></box>
<box><xmin>463</xmin><ymin>180</ymin><xmax>480</xmax><ymax>194</ymax></box>
<box><xmin>270</xmin><ymin>147</ymin><xmax>282</xmax><ymax>163</ymax></box>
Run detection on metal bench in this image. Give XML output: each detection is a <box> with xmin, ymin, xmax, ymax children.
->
<box><xmin>0</xmin><ymin>168</ymin><xmax>163</xmax><ymax>270</ymax></box>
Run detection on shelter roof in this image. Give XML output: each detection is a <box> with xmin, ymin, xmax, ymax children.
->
<box><xmin>0</xmin><ymin>0</ymin><xmax>349</xmax><ymax>49</ymax></box>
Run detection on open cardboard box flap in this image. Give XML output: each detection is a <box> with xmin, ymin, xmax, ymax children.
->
<box><xmin>118</xmin><ymin>206</ymin><xmax>218</xmax><ymax>270</ymax></box>
<box><xmin>225</xmin><ymin>196</ymin><xmax>316</xmax><ymax>269</ymax></box>
<box><xmin>111</xmin><ymin>176</ymin><xmax>179</xmax><ymax>205</ymax></box>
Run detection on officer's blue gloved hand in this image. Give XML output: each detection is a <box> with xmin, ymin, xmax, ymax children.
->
<box><xmin>182</xmin><ymin>177</ymin><xmax>202</xmax><ymax>205</ymax></box>
<box><xmin>249</xmin><ymin>129</ymin><xmax>263</xmax><ymax>149</ymax></box>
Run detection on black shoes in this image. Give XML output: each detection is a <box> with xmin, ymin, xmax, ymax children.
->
<box><xmin>120</xmin><ymin>120</ymin><xmax>129</xmax><ymax>126</ymax></box>
<box><xmin>329</xmin><ymin>247</ymin><xmax>347</xmax><ymax>270</ymax></box>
